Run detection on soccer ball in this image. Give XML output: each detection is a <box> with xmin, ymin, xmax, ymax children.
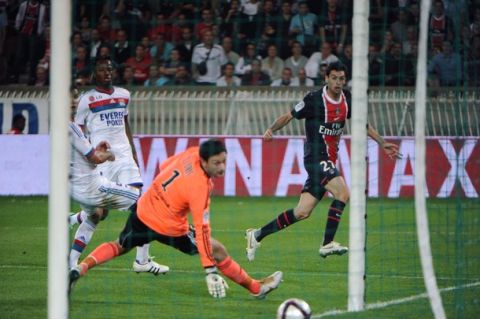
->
<box><xmin>276</xmin><ymin>298</ymin><xmax>312</xmax><ymax>319</ymax></box>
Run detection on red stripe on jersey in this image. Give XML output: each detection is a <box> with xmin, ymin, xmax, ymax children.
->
<box><xmin>324</xmin><ymin>135</ymin><xmax>340</xmax><ymax>162</ymax></box>
<box><xmin>88</xmin><ymin>98</ymin><xmax>129</xmax><ymax>109</ymax></box>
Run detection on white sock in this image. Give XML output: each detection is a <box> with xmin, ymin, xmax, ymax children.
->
<box><xmin>69</xmin><ymin>219</ymin><xmax>96</xmax><ymax>268</ymax></box>
<box><xmin>135</xmin><ymin>244</ymin><xmax>150</xmax><ymax>264</ymax></box>
<box><xmin>69</xmin><ymin>210</ymin><xmax>88</xmax><ymax>226</ymax></box>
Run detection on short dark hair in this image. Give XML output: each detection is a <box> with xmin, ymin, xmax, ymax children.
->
<box><xmin>199</xmin><ymin>139</ymin><xmax>227</xmax><ymax>161</ymax></box>
<box><xmin>326</xmin><ymin>62</ymin><xmax>347</xmax><ymax>76</ymax></box>
<box><xmin>94</xmin><ymin>55</ymin><xmax>113</xmax><ymax>67</ymax></box>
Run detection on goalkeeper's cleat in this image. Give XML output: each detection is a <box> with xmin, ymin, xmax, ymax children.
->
<box><xmin>245</xmin><ymin>228</ymin><xmax>261</xmax><ymax>262</ymax></box>
<box><xmin>319</xmin><ymin>241</ymin><xmax>348</xmax><ymax>258</ymax></box>
<box><xmin>252</xmin><ymin>271</ymin><xmax>283</xmax><ymax>299</ymax></box>
<box><xmin>133</xmin><ymin>257</ymin><xmax>169</xmax><ymax>275</ymax></box>
<box><xmin>68</xmin><ymin>267</ymin><xmax>81</xmax><ymax>294</ymax></box>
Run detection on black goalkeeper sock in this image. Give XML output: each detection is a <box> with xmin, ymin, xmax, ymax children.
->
<box><xmin>323</xmin><ymin>200</ymin><xmax>346</xmax><ymax>245</ymax></box>
<box><xmin>256</xmin><ymin>209</ymin><xmax>298</xmax><ymax>242</ymax></box>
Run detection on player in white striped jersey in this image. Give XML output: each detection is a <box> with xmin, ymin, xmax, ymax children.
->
<box><xmin>70</xmin><ymin>58</ymin><xmax>166</xmax><ymax>275</ymax></box>
<box><xmin>69</xmin><ymin>121</ymin><xmax>147</xmax><ymax>269</ymax></box>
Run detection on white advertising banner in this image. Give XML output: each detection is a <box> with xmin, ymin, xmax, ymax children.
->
<box><xmin>0</xmin><ymin>135</ymin><xmax>478</xmax><ymax>197</ymax></box>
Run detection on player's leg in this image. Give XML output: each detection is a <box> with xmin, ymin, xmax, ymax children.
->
<box><xmin>69</xmin><ymin>207</ymin><xmax>105</xmax><ymax>269</ymax></box>
<box><xmin>112</xmin><ymin>160</ymin><xmax>160</xmax><ymax>272</ymax></box>
<box><xmin>68</xmin><ymin>210</ymin><xmax>88</xmax><ymax>227</ymax></box>
<box><xmin>211</xmin><ymin>238</ymin><xmax>283</xmax><ymax>299</ymax></box>
<box><xmin>319</xmin><ymin>175</ymin><xmax>350</xmax><ymax>258</ymax></box>
<box><xmin>245</xmin><ymin>175</ymin><xmax>321</xmax><ymax>261</ymax></box>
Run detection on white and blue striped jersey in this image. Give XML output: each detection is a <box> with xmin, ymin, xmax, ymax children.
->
<box><xmin>74</xmin><ymin>87</ymin><xmax>132</xmax><ymax>161</ymax></box>
<box><xmin>69</xmin><ymin>121</ymin><xmax>96</xmax><ymax>184</ymax></box>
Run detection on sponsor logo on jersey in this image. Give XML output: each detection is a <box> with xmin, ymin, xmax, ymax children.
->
<box><xmin>99</xmin><ymin>111</ymin><xmax>125</xmax><ymax>126</ymax></box>
<box><xmin>319</xmin><ymin>124</ymin><xmax>344</xmax><ymax>136</ymax></box>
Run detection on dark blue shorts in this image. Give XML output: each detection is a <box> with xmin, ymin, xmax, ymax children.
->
<box><xmin>301</xmin><ymin>160</ymin><xmax>340</xmax><ymax>200</ymax></box>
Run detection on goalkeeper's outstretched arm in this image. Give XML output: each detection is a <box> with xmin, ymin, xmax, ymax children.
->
<box><xmin>367</xmin><ymin>123</ymin><xmax>402</xmax><ymax>159</ymax></box>
<box><xmin>263</xmin><ymin>111</ymin><xmax>294</xmax><ymax>141</ymax></box>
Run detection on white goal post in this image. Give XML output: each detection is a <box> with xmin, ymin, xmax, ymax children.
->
<box><xmin>48</xmin><ymin>0</ymin><xmax>71</xmax><ymax>318</ymax></box>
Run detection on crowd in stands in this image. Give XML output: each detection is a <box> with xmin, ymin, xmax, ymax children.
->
<box><xmin>0</xmin><ymin>0</ymin><xmax>479</xmax><ymax>88</ymax></box>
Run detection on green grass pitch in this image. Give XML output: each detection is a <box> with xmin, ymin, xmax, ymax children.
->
<box><xmin>0</xmin><ymin>196</ymin><xmax>478</xmax><ymax>318</ymax></box>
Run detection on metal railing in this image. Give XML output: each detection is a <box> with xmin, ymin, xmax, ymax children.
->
<box><xmin>1</xmin><ymin>87</ymin><xmax>478</xmax><ymax>136</ymax></box>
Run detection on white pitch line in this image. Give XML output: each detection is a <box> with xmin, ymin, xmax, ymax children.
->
<box><xmin>313</xmin><ymin>281</ymin><xmax>480</xmax><ymax>318</ymax></box>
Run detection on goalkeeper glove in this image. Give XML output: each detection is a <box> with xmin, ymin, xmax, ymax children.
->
<box><xmin>205</xmin><ymin>267</ymin><xmax>229</xmax><ymax>298</ymax></box>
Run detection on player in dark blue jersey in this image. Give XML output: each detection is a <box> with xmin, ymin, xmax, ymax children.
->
<box><xmin>246</xmin><ymin>62</ymin><xmax>400</xmax><ymax>260</ymax></box>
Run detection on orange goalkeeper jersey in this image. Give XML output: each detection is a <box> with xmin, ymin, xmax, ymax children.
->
<box><xmin>137</xmin><ymin>147</ymin><xmax>215</xmax><ymax>268</ymax></box>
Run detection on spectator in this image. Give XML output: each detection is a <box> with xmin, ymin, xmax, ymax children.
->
<box><xmin>176</xmin><ymin>26</ymin><xmax>196</xmax><ymax>65</ymax></box>
<box><xmin>72</xmin><ymin>32</ymin><xmax>85</xmax><ymax>59</ymax></box>
<box><xmin>271</xmin><ymin>67</ymin><xmax>299</xmax><ymax>87</ymax></box>
<box><xmin>216</xmin><ymin>62</ymin><xmax>241</xmax><ymax>87</ymax></box>
<box><xmin>289</xmin><ymin>2</ymin><xmax>318</xmax><ymax>56</ymax></box>
<box><xmin>235</xmin><ymin>43</ymin><xmax>261</xmax><ymax>76</ymax></box>
<box><xmin>32</xmin><ymin>65</ymin><xmax>48</xmax><ymax>87</ymax></box>
<box><xmin>144</xmin><ymin>64</ymin><xmax>169</xmax><ymax>87</ymax></box>
<box><xmin>470</xmin><ymin>8</ymin><xmax>480</xmax><ymax>39</ymax></box>
<box><xmin>192</xmin><ymin>30</ymin><xmax>227</xmax><ymax>85</ymax></box>
<box><xmin>390</xmin><ymin>9</ymin><xmax>409</xmax><ymax>44</ymax></box>
<box><xmin>428</xmin><ymin>40</ymin><xmax>462</xmax><ymax>87</ymax></box>
<box><xmin>78</xmin><ymin>16</ymin><xmax>92</xmax><ymax>43</ymax></box>
<box><xmin>241</xmin><ymin>59</ymin><xmax>271</xmax><ymax>86</ymax></box>
<box><xmin>467</xmin><ymin>35</ymin><xmax>480</xmax><ymax>87</ymax></box>
<box><xmin>12</xmin><ymin>0</ymin><xmax>47</xmax><ymax>83</ymax></box>
<box><xmin>97</xmin><ymin>45</ymin><xmax>112</xmax><ymax>60</ymax></box>
<box><xmin>74</xmin><ymin>70</ymin><xmax>91</xmax><ymax>87</ymax></box>
<box><xmin>222</xmin><ymin>36</ymin><xmax>240</xmax><ymax>65</ymax></box>
<box><xmin>160</xmin><ymin>49</ymin><xmax>182</xmax><ymax>79</ymax></box>
<box><xmin>319</xmin><ymin>0</ymin><xmax>349</xmax><ymax>54</ymax></box>
<box><xmin>8</xmin><ymin>114</ymin><xmax>26</xmax><ymax>134</ymax></box>
<box><xmin>114</xmin><ymin>0</ymin><xmax>148</xmax><ymax>42</ymax></box>
<box><xmin>171</xmin><ymin>13</ymin><xmax>189</xmax><ymax>44</ymax></box>
<box><xmin>122</xmin><ymin>65</ymin><xmax>135</xmax><ymax>86</ymax></box>
<box><xmin>238</xmin><ymin>0</ymin><xmax>261</xmax><ymax>40</ymax></box>
<box><xmin>368</xmin><ymin>44</ymin><xmax>383</xmax><ymax>86</ymax></box>
<box><xmin>221</xmin><ymin>0</ymin><xmax>241</xmax><ymax>38</ymax></box>
<box><xmin>0</xmin><ymin>0</ymin><xmax>6</xmax><ymax>56</ymax></box>
<box><xmin>380</xmin><ymin>30</ymin><xmax>395</xmax><ymax>55</ymax></box>
<box><xmin>89</xmin><ymin>29</ymin><xmax>103</xmax><ymax>60</ymax></box>
<box><xmin>402</xmin><ymin>26</ymin><xmax>418</xmax><ymax>56</ymax></box>
<box><xmin>275</xmin><ymin>1</ymin><xmax>294</xmax><ymax>59</ymax></box>
<box><xmin>298</xmin><ymin>67</ymin><xmax>314</xmax><ymax>87</ymax></box>
<box><xmin>305</xmin><ymin>42</ymin><xmax>339</xmax><ymax>80</ymax></box>
<box><xmin>125</xmin><ymin>44</ymin><xmax>152</xmax><ymax>85</ymax></box>
<box><xmin>195</xmin><ymin>8</ymin><xmax>215</xmax><ymax>40</ymax></box>
<box><xmin>261</xmin><ymin>44</ymin><xmax>284</xmax><ymax>81</ymax></box>
<box><xmin>384</xmin><ymin>42</ymin><xmax>414</xmax><ymax>86</ymax></box>
<box><xmin>168</xmin><ymin>64</ymin><xmax>194</xmax><ymax>86</ymax></box>
<box><xmin>284</xmin><ymin>41</ymin><xmax>308</xmax><ymax>77</ymax></box>
<box><xmin>429</xmin><ymin>0</ymin><xmax>454</xmax><ymax>52</ymax></box>
<box><xmin>148</xmin><ymin>12</ymin><xmax>172</xmax><ymax>41</ymax></box>
<box><xmin>150</xmin><ymin>33</ymin><xmax>174</xmax><ymax>65</ymax></box>
<box><xmin>338</xmin><ymin>43</ymin><xmax>352</xmax><ymax>81</ymax></box>
<box><xmin>97</xmin><ymin>16</ymin><xmax>116</xmax><ymax>45</ymax></box>
<box><xmin>113</xmin><ymin>29</ymin><xmax>131</xmax><ymax>66</ymax></box>
<box><xmin>73</xmin><ymin>45</ymin><xmax>90</xmax><ymax>79</ymax></box>
<box><xmin>140</xmin><ymin>36</ymin><xmax>152</xmax><ymax>56</ymax></box>
<box><xmin>257</xmin><ymin>0</ymin><xmax>278</xmax><ymax>38</ymax></box>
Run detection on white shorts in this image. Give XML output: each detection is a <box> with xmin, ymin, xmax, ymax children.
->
<box><xmin>97</xmin><ymin>157</ymin><xmax>143</xmax><ymax>187</ymax></box>
<box><xmin>71</xmin><ymin>174</ymin><xmax>140</xmax><ymax>215</ymax></box>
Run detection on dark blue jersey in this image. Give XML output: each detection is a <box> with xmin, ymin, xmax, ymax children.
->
<box><xmin>291</xmin><ymin>86</ymin><xmax>351</xmax><ymax>165</ymax></box>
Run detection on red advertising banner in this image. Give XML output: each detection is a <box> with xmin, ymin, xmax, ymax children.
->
<box><xmin>134</xmin><ymin>136</ymin><xmax>480</xmax><ymax>198</ymax></box>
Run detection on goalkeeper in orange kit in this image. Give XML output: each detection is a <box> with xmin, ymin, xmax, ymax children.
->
<box><xmin>69</xmin><ymin>139</ymin><xmax>282</xmax><ymax>299</ymax></box>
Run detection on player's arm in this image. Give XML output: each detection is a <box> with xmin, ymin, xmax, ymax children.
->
<box><xmin>367</xmin><ymin>123</ymin><xmax>401</xmax><ymax>159</ymax></box>
<box><xmin>263</xmin><ymin>111</ymin><xmax>294</xmax><ymax>141</ymax></box>
<box><xmin>87</xmin><ymin>141</ymin><xmax>115</xmax><ymax>164</ymax></box>
<box><xmin>189</xmin><ymin>186</ymin><xmax>229</xmax><ymax>298</ymax></box>
<box><xmin>124</xmin><ymin>115</ymin><xmax>139</xmax><ymax>166</ymax></box>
